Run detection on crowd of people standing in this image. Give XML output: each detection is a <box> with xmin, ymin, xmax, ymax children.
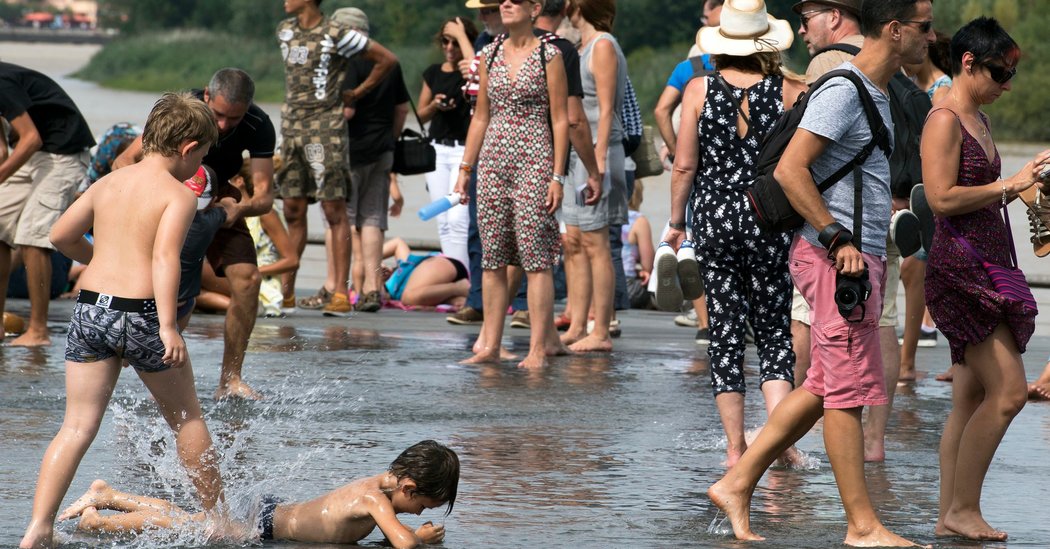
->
<box><xmin>5</xmin><ymin>0</ymin><xmax>1050</xmax><ymax>546</ymax></box>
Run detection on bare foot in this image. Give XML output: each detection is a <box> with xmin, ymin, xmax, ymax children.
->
<box><xmin>844</xmin><ymin>524</ymin><xmax>927</xmax><ymax>547</ymax></box>
<box><xmin>215</xmin><ymin>379</ymin><xmax>263</xmax><ymax>401</ymax></box>
<box><xmin>76</xmin><ymin>506</ymin><xmax>103</xmax><ymax>533</ymax></box>
<box><xmin>545</xmin><ymin>340</ymin><xmax>569</xmax><ymax>357</ymax></box>
<box><xmin>559</xmin><ymin>329</ymin><xmax>585</xmax><ymax>346</ymax></box>
<box><xmin>1028</xmin><ymin>383</ymin><xmax>1050</xmax><ymax>400</ymax></box>
<box><xmin>471</xmin><ymin>336</ymin><xmax>517</xmax><ymax>360</ymax></box>
<box><xmin>776</xmin><ymin>446</ymin><xmax>806</xmax><ymax>468</ymax></box>
<box><xmin>707</xmin><ymin>479</ymin><xmax>764</xmax><ymax>541</ymax></box>
<box><xmin>935</xmin><ymin>364</ymin><xmax>956</xmax><ymax>382</ymax></box>
<box><xmin>9</xmin><ymin>329</ymin><xmax>50</xmax><ymax>347</ymax></box>
<box><xmin>460</xmin><ymin>350</ymin><xmax>502</xmax><ymax>364</ymax></box>
<box><xmin>517</xmin><ymin>352</ymin><xmax>548</xmax><ymax>369</ymax></box>
<box><xmin>568</xmin><ymin>335</ymin><xmax>613</xmax><ymax>353</ymax></box>
<box><xmin>19</xmin><ymin>520</ymin><xmax>53</xmax><ymax>549</ymax></box>
<box><xmin>59</xmin><ymin>479</ymin><xmax>112</xmax><ymax>520</ymax></box>
<box><xmin>898</xmin><ymin>364</ymin><xmax>916</xmax><ymax>382</ymax></box>
<box><xmin>941</xmin><ymin>509</ymin><xmax>1008</xmax><ymax>541</ymax></box>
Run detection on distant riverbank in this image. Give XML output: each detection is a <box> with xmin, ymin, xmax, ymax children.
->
<box><xmin>0</xmin><ymin>27</ymin><xmax>114</xmax><ymax>45</ymax></box>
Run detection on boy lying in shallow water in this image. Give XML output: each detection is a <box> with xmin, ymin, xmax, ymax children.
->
<box><xmin>58</xmin><ymin>440</ymin><xmax>458</xmax><ymax>548</ymax></box>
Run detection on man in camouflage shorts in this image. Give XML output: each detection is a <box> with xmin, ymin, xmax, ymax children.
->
<box><xmin>277</xmin><ymin>0</ymin><xmax>397</xmax><ymax>316</ymax></box>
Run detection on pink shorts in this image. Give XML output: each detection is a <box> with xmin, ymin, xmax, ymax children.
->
<box><xmin>789</xmin><ymin>237</ymin><xmax>888</xmax><ymax>409</ymax></box>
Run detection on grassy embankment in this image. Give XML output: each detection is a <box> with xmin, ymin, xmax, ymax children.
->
<box><xmin>76</xmin><ymin>30</ymin><xmax>691</xmax><ymax>124</ymax></box>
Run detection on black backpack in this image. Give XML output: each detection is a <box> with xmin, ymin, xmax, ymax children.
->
<box><xmin>816</xmin><ymin>43</ymin><xmax>933</xmax><ymax>198</ymax></box>
<box><xmin>745</xmin><ymin>69</ymin><xmax>892</xmax><ymax>233</ymax></box>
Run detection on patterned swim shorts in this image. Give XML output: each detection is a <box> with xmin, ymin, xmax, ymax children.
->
<box><xmin>65</xmin><ymin>292</ymin><xmax>169</xmax><ymax>373</ymax></box>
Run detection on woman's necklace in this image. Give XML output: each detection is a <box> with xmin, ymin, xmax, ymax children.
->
<box><xmin>951</xmin><ymin>89</ymin><xmax>988</xmax><ymax>138</ymax></box>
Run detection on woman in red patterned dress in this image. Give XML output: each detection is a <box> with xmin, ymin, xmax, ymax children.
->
<box><xmin>454</xmin><ymin>0</ymin><xmax>569</xmax><ymax>368</ymax></box>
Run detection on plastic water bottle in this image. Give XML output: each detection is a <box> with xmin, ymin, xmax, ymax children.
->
<box><xmin>418</xmin><ymin>192</ymin><xmax>462</xmax><ymax>221</ymax></box>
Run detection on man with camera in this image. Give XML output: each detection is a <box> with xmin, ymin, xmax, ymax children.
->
<box><xmin>707</xmin><ymin>0</ymin><xmax>932</xmax><ymax>545</ymax></box>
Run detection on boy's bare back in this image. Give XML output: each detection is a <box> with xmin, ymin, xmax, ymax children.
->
<box><xmin>272</xmin><ymin>474</ymin><xmax>388</xmax><ymax>543</ymax></box>
<box><xmin>67</xmin><ymin>158</ymin><xmax>197</xmax><ymax>299</ymax></box>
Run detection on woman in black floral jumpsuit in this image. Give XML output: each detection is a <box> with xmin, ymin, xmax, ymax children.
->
<box><xmin>665</xmin><ymin>35</ymin><xmax>807</xmax><ymax>466</ymax></box>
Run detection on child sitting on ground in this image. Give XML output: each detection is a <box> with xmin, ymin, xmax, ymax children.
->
<box><xmin>58</xmin><ymin>440</ymin><xmax>459</xmax><ymax>548</ymax></box>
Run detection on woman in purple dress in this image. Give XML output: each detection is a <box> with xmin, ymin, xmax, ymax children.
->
<box><xmin>923</xmin><ymin>17</ymin><xmax>1050</xmax><ymax>542</ymax></box>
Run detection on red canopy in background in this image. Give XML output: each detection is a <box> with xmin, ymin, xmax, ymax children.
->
<box><xmin>22</xmin><ymin>12</ymin><xmax>55</xmax><ymax>23</ymax></box>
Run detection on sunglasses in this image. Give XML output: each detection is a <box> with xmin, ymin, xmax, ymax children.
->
<box><xmin>984</xmin><ymin>64</ymin><xmax>1017</xmax><ymax>84</ymax></box>
<box><xmin>502</xmin><ymin>0</ymin><xmax>533</xmax><ymax>4</ymax></box>
<box><xmin>440</xmin><ymin>37</ymin><xmax>459</xmax><ymax>47</ymax></box>
<box><xmin>799</xmin><ymin>8</ymin><xmax>830</xmax><ymax>30</ymax></box>
<box><xmin>882</xmin><ymin>19</ymin><xmax>934</xmax><ymax>34</ymax></box>
<box><xmin>479</xmin><ymin>7</ymin><xmax>499</xmax><ymax>15</ymax></box>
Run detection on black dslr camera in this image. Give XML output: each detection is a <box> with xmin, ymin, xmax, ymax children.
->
<box><xmin>835</xmin><ymin>266</ymin><xmax>872</xmax><ymax>321</ymax></box>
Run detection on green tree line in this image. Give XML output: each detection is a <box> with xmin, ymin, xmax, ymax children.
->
<box><xmin>80</xmin><ymin>0</ymin><xmax>1048</xmax><ymax>141</ymax></box>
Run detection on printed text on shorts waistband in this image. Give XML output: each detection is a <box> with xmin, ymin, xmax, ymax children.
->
<box><xmin>78</xmin><ymin>290</ymin><xmax>158</xmax><ymax>313</ymax></box>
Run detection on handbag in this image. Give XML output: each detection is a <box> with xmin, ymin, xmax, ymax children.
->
<box><xmin>942</xmin><ymin>205</ymin><xmax>1037</xmax><ymax>315</ymax></box>
<box><xmin>631</xmin><ymin>124</ymin><xmax>664</xmax><ymax>179</ymax></box>
<box><xmin>392</xmin><ymin>96</ymin><xmax>436</xmax><ymax>176</ymax></box>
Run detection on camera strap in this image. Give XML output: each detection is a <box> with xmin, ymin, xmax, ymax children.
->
<box><xmin>852</xmin><ymin>166</ymin><xmax>862</xmax><ymax>252</ymax></box>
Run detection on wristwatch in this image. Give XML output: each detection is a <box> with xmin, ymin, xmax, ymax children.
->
<box><xmin>669</xmin><ymin>222</ymin><xmax>686</xmax><ymax>231</ymax></box>
<box><xmin>552</xmin><ymin>173</ymin><xmax>565</xmax><ymax>185</ymax></box>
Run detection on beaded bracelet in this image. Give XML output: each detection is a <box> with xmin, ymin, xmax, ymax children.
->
<box><xmin>1001</xmin><ymin>180</ymin><xmax>1007</xmax><ymax>206</ymax></box>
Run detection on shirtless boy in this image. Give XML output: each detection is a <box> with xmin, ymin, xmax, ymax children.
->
<box><xmin>20</xmin><ymin>93</ymin><xmax>225</xmax><ymax>549</ymax></box>
<box><xmin>59</xmin><ymin>440</ymin><xmax>459</xmax><ymax>548</ymax></box>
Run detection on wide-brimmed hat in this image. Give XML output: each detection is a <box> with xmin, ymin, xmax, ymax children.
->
<box><xmin>332</xmin><ymin>7</ymin><xmax>369</xmax><ymax>33</ymax></box>
<box><xmin>464</xmin><ymin>0</ymin><xmax>500</xmax><ymax>8</ymax></box>
<box><xmin>697</xmin><ymin>0</ymin><xmax>794</xmax><ymax>56</ymax></box>
<box><xmin>791</xmin><ymin>0</ymin><xmax>862</xmax><ymax>18</ymax></box>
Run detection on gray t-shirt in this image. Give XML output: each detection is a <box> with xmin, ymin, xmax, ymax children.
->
<box><xmin>797</xmin><ymin>62</ymin><xmax>893</xmax><ymax>256</ymax></box>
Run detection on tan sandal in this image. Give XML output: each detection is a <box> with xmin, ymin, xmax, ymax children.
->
<box><xmin>298</xmin><ymin>287</ymin><xmax>333</xmax><ymax>309</ymax></box>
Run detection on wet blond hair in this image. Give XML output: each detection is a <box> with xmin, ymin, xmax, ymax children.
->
<box><xmin>141</xmin><ymin>92</ymin><xmax>218</xmax><ymax>157</ymax></box>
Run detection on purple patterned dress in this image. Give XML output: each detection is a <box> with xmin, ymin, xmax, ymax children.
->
<box><xmin>925</xmin><ymin>110</ymin><xmax>1036</xmax><ymax>364</ymax></box>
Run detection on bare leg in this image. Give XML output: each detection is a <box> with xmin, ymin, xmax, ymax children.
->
<box><xmin>569</xmin><ymin>229</ymin><xmax>613</xmax><ymax>352</ymax></box>
<box><xmin>864</xmin><ymin>327</ymin><xmax>900</xmax><ymax>463</ymax></box>
<box><xmin>759</xmin><ymin>379</ymin><xmax>804</xmax><ymax>467</ymax></box>
<box><xmin>694</xmin><ymin>294</ymin><xmax>709</xmax><ymax>328</ymax></box>
<box><xmin>561</xmin><ymin>226</ymin><xmax>590</xmax><ymax>345</ymax></box>
<box><xmin>824</xmin><ymin>407</ymin><xmax>920</xmax><ymax>546</ymax></box>
<box><xmin>708</xmin><ymin>387</ymin><xmax>824</xmax><ymax>541</ymax></box>
<box><xmin>463</xmin><ymin>268</ymin><xmax>508</xmax><ymax>364</ymax></box>
<box><xmin>216</xmin><ymin>262</ymin><xmax>261</xmax><ymax>400</ymax></box>
<box><xmin>11</xmin><ymin>246</ymin><xmax>53</xmax><ymax>346</ymax></box>
<box><xmin>935</xmin><ymin>358</ymin><xmax>982</xmax><ymax>537</ymax></box>
<box><xmin>792</xmin><ymin>320</ymin><xmax>811</xmax><ymax>387</ymax></box>
<box><xmin>898</xmin><ymin>257</ymin><xmax>925</xmax><ymax>381</ymax></box>
<box><xmin>320</xmin><ymin>199</ymin><xmax>351</xmax><ymax>296</ymax></box>
<box><xmin>0</xmin><ymin>242</ymin><xmax>12</xmax><ymax>342</ymax></box>
<box><xmin>281</xmin><ymin>197</ymin><xmax>309</xmax><ymax>300</ymax></box>
<box><xmin>401</xmin><ymin>258</ymin><xmax>469</xmax><ymax>307</ymax></box>
<box><xmin>60</xmin><ymin>480</ymin><xmax>188</xmax><ymax>520</ymax></box>
<box><xmin>939</xmin><ymin>324</ymin><xmax>1025</xmax><ymax>541</ymax></box>
<box><xmin>20</xmin><ymin>360</ymin><xmax>122</xmax><ymax>549</ymax></box>
<box><xmin>519</xmin><ymin>269</ymin><xmax>554</xmax><ymax>369</ymax></box>
<box><xmin>715</xmin><ymin>392</ymin><xmax>746</xmax><ymax>468</ymax></box>
<box><xmin>138</xmin><ymin>361</ymin><xmax>225</xmax><ymax>513</ymax></box>
<box><xmin>77</xmin><ymin>506</ymin><xmax>199</xmax><ymax>534</ymax></box>
<box><xmin>359</xmin><ymin>225</ymin><xmax>384</xmax><ymax>295</ymax></box>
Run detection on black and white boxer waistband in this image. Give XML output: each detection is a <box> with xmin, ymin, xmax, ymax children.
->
<box><xmin>78</xmin><ymin>290</ymin><xmax>157</xmax><ymax>313</ymax></box>
<box><xmin>434</xmin><ymin>137</ymin><xmax>465</xmax><ymax>147</ymax></box>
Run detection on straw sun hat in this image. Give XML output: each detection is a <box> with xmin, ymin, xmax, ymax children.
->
<box><xmin>697</xmin><ymin>0</ymin><xmax>794</xmax><ymax>56</ymax></box>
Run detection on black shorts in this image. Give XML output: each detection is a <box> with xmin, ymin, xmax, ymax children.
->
<box><xmin>257</xmin><ymin>494</ymin><xmax>281</xmax><ymax>540</ymax></box>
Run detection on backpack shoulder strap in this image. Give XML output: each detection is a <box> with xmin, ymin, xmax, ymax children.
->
<box><xmin>814</xmin><ymin>42</ymin><xmax>862</xmax><ymax>57</ymax></box>
<box><xmin>485</xmin><ymin>33</ymin><xmax>508</xmax><ymax>73</ymax></box>
<box><xmin>811</xmin><ymin>69</ymin><xmax>892</xmax><ymax>194</ymax></box>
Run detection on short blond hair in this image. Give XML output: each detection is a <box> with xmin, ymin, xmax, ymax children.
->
<box><xmin>141</xmin><ymin>92</ymin><xmax>218</xmax><ymax>157</ymax></box>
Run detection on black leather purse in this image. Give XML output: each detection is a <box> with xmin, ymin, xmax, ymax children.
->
<box><xmin>393</xmin><ymin>96</ymin><xmax>436</xmax><ymax>175</ymax></box>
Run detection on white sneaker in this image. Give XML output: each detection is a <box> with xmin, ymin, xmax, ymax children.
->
<box><xmin>677</xmin><ymin>240</ymin><xmax>704</xmax><ymax>300</ymax></box>
<box><xmin>674</xmin><ymin>309</ymin><xmax>698</xmax><ymax>327</ymax></box>
<box><xmin>654</xmin><ymin>242</ymin><xmax>684</xmax><ymax>311</ymax></box>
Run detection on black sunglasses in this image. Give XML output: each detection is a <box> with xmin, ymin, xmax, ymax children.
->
<box><xmin>799</xmin><ymin>8</ymin><xmax>831</xmax><ymax>30</ymax></box>
<box><xmin>984</xmin><ymin>64</ymin><xmax>1017</xmax><ymax>84</ymax></box>
<box><xmin>882</xmin><ymin>19</ymin><xmax>934</xmax><ymax>34</ymax></box>
<box><xmin>440</xmin><ymin>37</ymin><xmax>459</xmax><ymax>46</ymax></box>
